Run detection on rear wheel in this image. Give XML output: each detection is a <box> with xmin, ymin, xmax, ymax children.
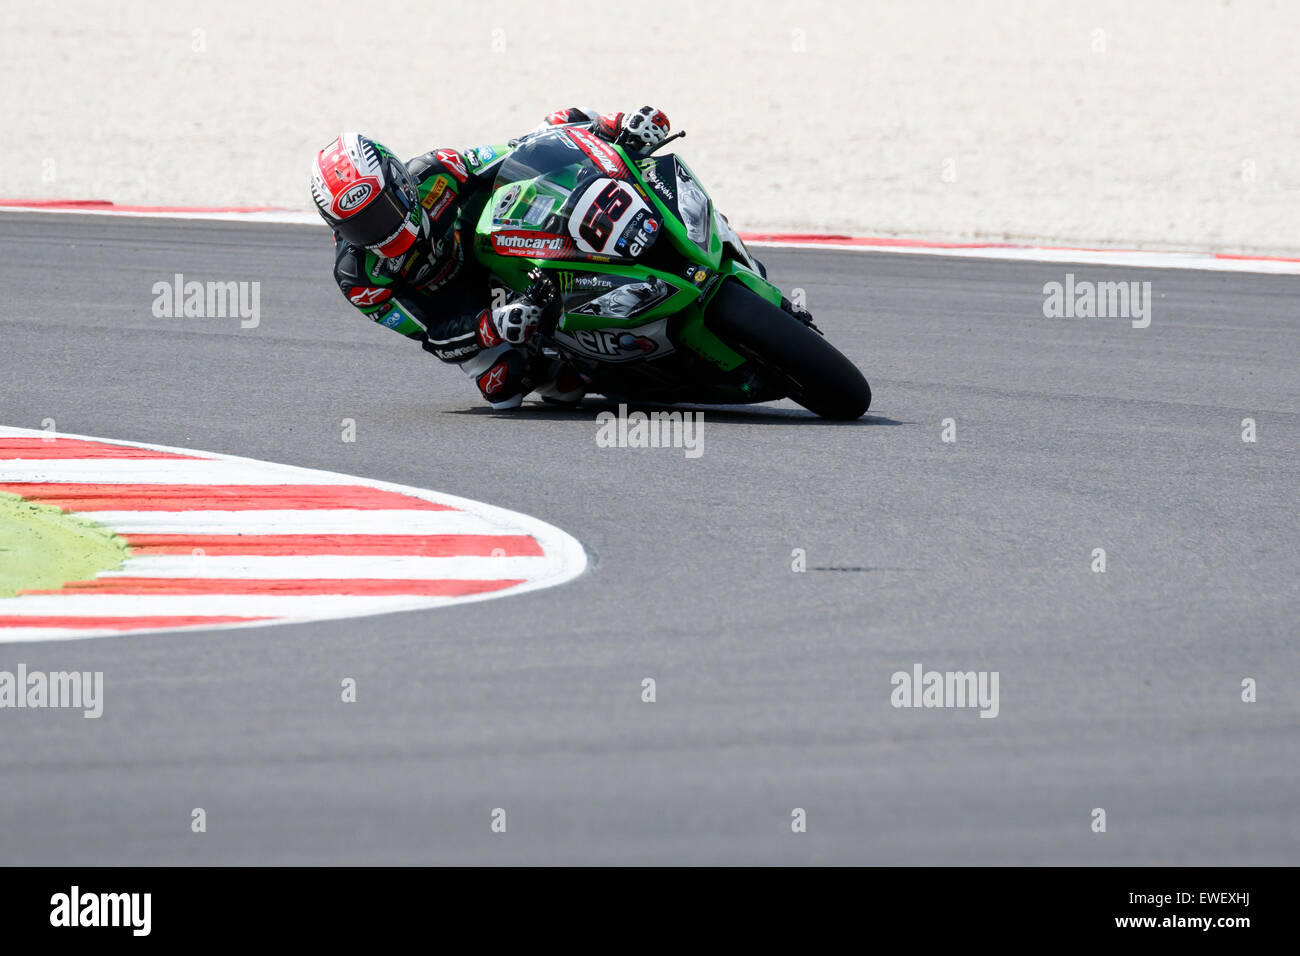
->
<box><xmin>704</xmin><ymin>280</ymin><xmax>871</xmax><ymax>419</ymax></box>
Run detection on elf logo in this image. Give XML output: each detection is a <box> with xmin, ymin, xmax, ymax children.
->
<box><xmin>337</xmin><ymin>182</ymin><xmax>373</xmax><ymax>212</ymax></box>
<box><xmin>628</xmin><ymin>220</ymin><xmax>659</xmax><ymax>257</ymax></box>
<box><xmin>572</xmin><ymin>329</ymin><xmax>658</xmax><ymax>357</ymax></box>
<box><xmin>50</xmin><ymin>886</ymin><xmax>151</xmax><ymax>936</ymax></box>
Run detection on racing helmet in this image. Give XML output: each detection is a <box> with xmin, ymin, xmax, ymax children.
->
<box><xmin>311</xmin><ymin>133</ymin><xmax>424</xmax><ymax>257</ymax></box>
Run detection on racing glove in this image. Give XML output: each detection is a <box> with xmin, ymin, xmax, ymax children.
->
<box><xmin>595</xmin><ymin>107</ymin><xmax>671</xmax><ymax>153</ymax></box>
<box><xmin>492</xmin><ymin>301</ymin><xmax>540</xmax><ymax>346</ymax></box>
<box><xmin>491</xmin><ymin>268</ymin><xmax>561</xmax><ymax>345</ymax></box>
<box><xmin>522</xmin><ymin>267</ymin><xmax>561</xmax><ymax>328</ymax></box>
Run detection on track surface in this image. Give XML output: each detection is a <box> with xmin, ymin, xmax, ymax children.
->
<box><xmin>1</xmin><ymin>213</ymin><xmax>1296</xmax><ymax>864</ymax></box>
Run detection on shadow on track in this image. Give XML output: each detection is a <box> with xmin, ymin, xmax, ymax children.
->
<box><xmin>444</xmin><ymin>401</ymin><xmax>905</xmax><ymax>427</ymax></box>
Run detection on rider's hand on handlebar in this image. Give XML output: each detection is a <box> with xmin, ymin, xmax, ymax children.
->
<box><xmin>597</xmin><ymin>107</ymin><xmax>671</xmax><ymax>153</ymax></box>
<box><xmin>523</xmin><ymin>267</ymin><xmax>562</xmax><ymax>326</ymax></box>
<box><xmin>491</xmin><ymin>268</ymin><xmax>561</xmax><ymax>346</ymax></box>
<box><xmin>492</xmin><ymin>301</ymin><xmax>541</xmax><ymax>346</ymax></box>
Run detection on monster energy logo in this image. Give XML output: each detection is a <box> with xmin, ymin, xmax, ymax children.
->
<box><xmin>557</xmin><ymin>272</ymin><xmax>614</xmax><ymax>294</ymax></box>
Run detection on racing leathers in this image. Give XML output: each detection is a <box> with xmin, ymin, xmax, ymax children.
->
<box><xmin>330</xmin><ymin>106</ymin><xmax>672</xmax><ymax>409</ymax></box>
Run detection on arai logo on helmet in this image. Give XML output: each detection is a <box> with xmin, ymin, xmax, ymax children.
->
<box><xmin>338</xmin><ymin>182</ymin><xmax>373</xmax><ymax>212</ymax></box>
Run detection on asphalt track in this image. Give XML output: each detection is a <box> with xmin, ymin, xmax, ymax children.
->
<box><xmin>0</xmin><ymin>212</ymin><xmax>1296</xmax><ymax>865</ymax></box>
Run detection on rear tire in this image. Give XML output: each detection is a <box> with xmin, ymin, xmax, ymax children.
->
<box><xmin>704</xmin><ymin>280</ymin><xmax>871</xmax><ymax>419</ymax></box>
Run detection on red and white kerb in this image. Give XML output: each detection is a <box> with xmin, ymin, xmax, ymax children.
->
<box><xmin>0</xmin><ymin>427</ymin><xmax>587</xmax><ymax>642</ymax></box>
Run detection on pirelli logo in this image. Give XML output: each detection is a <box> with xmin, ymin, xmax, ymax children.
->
<box><xmin>420</xmin><ymin>177</ymin><xmax>450</xmax><ymax>210</ymax></box>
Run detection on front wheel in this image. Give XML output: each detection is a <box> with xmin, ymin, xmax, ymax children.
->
<box><xmin>704</xmin><ymin>281</ymin><xmax>871</xmax><ymax>420</ymax></box>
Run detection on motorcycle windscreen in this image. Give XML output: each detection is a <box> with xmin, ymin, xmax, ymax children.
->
<box><xmin>491</xmin><ymin>128</ymin><xmax>658</xmax><ymax>262</ymax></box>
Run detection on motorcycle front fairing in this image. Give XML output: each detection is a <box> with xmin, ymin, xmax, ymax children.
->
<box><xmin>472</xmin><ymin>124</ymin><xmax>783</xmax><ymax>378</ymax></box>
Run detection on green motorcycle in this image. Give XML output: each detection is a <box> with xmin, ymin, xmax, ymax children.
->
<box><xmin>469</xmin><ymin>124</ymin><xmax>871</xmax><ymax>419</ymax></box>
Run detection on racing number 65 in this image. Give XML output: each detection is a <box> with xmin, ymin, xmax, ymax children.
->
<box><xmin>578</xmin><ymin>181</ymin><xmax>632</xmax><ymax>248</ymax></box>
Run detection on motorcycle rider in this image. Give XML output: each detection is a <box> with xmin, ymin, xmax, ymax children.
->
<box><xmin>310</xmin><ymin>107</ymin><xmax>673</xmax><ymax>409</ymax></box>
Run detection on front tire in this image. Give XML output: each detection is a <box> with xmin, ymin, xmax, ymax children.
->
<box><xmin>704</xmin><ymin>280</ymin><xmax>871</xmax><ymax>419</ymax></box>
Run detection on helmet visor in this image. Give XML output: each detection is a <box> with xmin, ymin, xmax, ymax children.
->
<box><xmin>333</xmin><ymin>188</ymin><xmax>411</xmax><ymax>249</ymax></box>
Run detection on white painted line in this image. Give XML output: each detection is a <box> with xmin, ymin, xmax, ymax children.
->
<box><xmin>4</xmin><ymin>205</ymin><xmax>1297</xmax><ymax>273</ymax></box>
<box><xmin>0</xmin><ymin>593</ymin><xmax>512</xmax><ymax>617</ymax></box>
<box><xmin>743</xmin><ymin>240</ymin><xmax>1300</xmax><ymax>275</ymax></box>
<box><xmin>0</xmin><ymin>206</ymin><xmax>322</xmax><ymax>225</ymax></box>
<box><xmin>0</xmin><ymin>458</ymin><xmax>373</xmax><ymax>484</ymax></box>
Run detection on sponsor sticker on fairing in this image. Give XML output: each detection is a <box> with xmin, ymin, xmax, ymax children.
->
<box><xmin>560</xmin><ymin>272</ymin><xmax>615</xmax><ymax>293</ymax></box>
<box><xmin>553</xmin><ymin>317</ymin><xmax>676</xmax><ymax>364</ymax></box>
<box><xmin>493</xmin><ymin>184</ymin><xmax>522</xmax><ymax>221</ymax></box>
<box><xmin>620</xmin><ymin>213</ymin><xmax>660</xmax><ymax>257</ymax></box>
<box><xmin>491</xmin><ymin>230</ymin><xmax>570</xmax><ymax>257</ymax></box>
<box><xmin>638</xmin><ymin>160</ymin><xmax>675</xmax><ymax>201</ymax></box>
<box><xmin>567</xmin><ymin>127</ymin><xmax>626</xmax><ymax>177</ymax></box>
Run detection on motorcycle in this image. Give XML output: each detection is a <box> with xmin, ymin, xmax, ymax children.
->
<box><xmin>466</xmin><ymin>124</ymin><xmax>871</xmax><ymax>419</ymax></box>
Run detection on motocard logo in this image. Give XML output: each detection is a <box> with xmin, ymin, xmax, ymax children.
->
<box><xmin>437</xmin><ymin>149</ymin><xmax>468</xmax><ymax>182</ymax></box>
<box><xmin>337</xmin><ymin>181</ymin><xmax>374</xmax><ymax>212</ymax></box>
<box><xmin>492</xmin><ymin>231</ymin><xmax>567</xmax><ymax>255</ymax></box>
<box><xmin>568</xmin><ymin>128</ymin><xmax>626</xmax><ymax>177</ymax></box>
